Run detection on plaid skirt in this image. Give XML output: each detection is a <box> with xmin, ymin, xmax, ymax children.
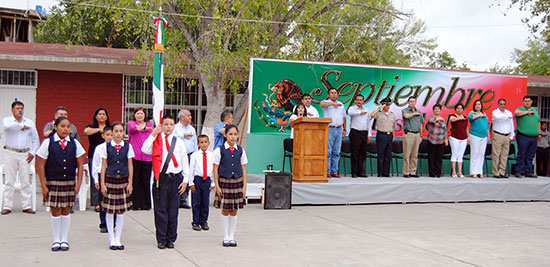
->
<box><xmin>214</xmin><ymin>176</ymin><xmax>245</xmax><ymax>210</ymax></box>
<box><xmin>102</xmin><ymin>176</ymin><xmax>132</xmax><ymax>213</ymax></box>
<box><xmin>44</xmin><ymin>179</ymin><xmax>75</xmax><ymax>208</ymax></box>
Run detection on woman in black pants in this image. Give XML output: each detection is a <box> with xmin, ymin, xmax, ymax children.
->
<box><xmin>426</xmin><ymin>104</ymin><xmax>448</xmax><ymax>177</ymax></box>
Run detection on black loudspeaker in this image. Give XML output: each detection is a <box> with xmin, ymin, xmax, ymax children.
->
<box><xmin>264</xmin><ymin>172</ymin><xmax>292</xmax><ymax>209</ymax></box>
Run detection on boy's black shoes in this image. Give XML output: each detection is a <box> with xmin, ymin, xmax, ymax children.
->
<box><xmin>192</xmin><ymin>223</ymin><xmax>202</xmax><ymax>231</ymax></box>
<box><xmin>158</xmin><ymin>242</ymin><xmax>166</xmax><ymax>249</ymax></box>
<box><xmin>166</xmin><ymin>241</ymin><xmax>174</xmax><ymax>249</ymax></box>
<box><xmin>201</xmin><ymin>223</ymin><xmax>210</xmax><ymax>231</ymax></box>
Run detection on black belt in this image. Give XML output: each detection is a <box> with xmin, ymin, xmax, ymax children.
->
<box><xmin>329</xmin><ymin>125</ymin><xmax>342</xmax><ymax>128</ymax></box>
<box><xmin>493</xmin><ymin>130</ymin><xmax>510</xmax><ymax>136</ymax></box>
<box><xmin>166</xmin><ymin>172</ymin><xmax>182</xmax><ymax>177</ymax></box>
<box><xmin>378</xmin><ymin>131</ymin><xmax>392</xmax><ymax>135</ymax></box>
<box><xmin>351</xmin><ymin>128</ymin><xmax>369</xmax><ymax>133</ymax></box>
<box><xmin>405</xmin><ymin>130</ymin><xmax>419</xmax><ymax>134</ymax></box>
<box><xmin>194</xmin><ymin>175</ymin><xmax>211</xmax><ymax>179</ymax></box>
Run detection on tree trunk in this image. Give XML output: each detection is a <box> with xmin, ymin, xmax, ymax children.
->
<box><xmin>198</xmin><ymin>71</ymin><xmax>225</xmax><ymax>149</ymax></box>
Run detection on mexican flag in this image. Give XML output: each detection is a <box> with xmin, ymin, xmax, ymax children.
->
<box><xmin>152</xmin><ymin>14</ymin><xmax>168</xmax><ymax>183</ymax></box>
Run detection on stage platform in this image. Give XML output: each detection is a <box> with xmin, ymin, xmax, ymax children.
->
<box><xmin>247</xmin><ymin>174</ymin><xmax>550</xmax><ymax>205</ymax></box>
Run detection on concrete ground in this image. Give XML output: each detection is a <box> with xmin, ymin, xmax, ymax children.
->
<box><xmin>1</xmin><ymin>199</ymin><xmax>550</xmax><ymax>266</ymax></box>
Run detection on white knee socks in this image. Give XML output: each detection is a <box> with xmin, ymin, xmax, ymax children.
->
<box><xmin>106</xmin><ymin>213</ymin><xmax>115</xmax><ymax>246</ymax></box>
<box><xmin>115</xmin><ymin>214</ymin><xmax>124</xmax><ymax>246</ymax></box>
<box><xmin>228</xmin><ymin>215</ymin><xmax>238</xmax><ymax>241</ymax></box>
<box><xmin>221</xmin><ymin>215</ymin><xmax>229</xmax><ymax>241</ymax></box>
<box><xmin>51</xmin><ymin>216</ymin><xmax>61</xmax><ymax>243</ymax></box>
<box><xmin>60</xmin><ymin>215</ymin><xmax>70</xmax><ymax>243</ymax></box>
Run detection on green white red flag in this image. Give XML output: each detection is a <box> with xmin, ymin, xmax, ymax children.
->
<box><xmin>152</xmin><ymin>14</ymin><xmax>168</xmax><ymax>183</ymax></box>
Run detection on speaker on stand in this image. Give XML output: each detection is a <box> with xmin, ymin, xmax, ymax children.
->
<box><xmin>264</xmin><ymin>172</ymin><xmax>292</xmax><ymax>209</ymax></box>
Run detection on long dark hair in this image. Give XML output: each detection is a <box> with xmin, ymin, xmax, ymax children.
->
<box><xmin>92</xmin><ymin>108</ymin><xmax>111</xmax><ymax>127</ymax></box>
<box><xmin>294</xmin><ymin>102</ymin><xmax>308</xmax><ymax>117</ymax></box>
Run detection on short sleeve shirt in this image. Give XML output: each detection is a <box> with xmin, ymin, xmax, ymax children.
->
<box><xmin>374</xmin><ymin>111</ymin><xmax>396</xmax><ymax>132</ymax></box>
<box><xmin>516</xmin><ymin>106</ymin><xmax>540</xmax><ymax>137</ymax></box>
<box><xmin>402</xmin><ymin>107</ymin><xmax>424</xmax><ymax>132</ymax></box>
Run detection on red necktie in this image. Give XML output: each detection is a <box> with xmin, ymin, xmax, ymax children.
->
<box><xmin>229</xmin><ymin>147</ymin><xmax>234</xmax><ymax>153</ymax></box>
<box><xmin>202</xmin><ymin>152</ymin><xmax>207</xmax><ymax>180</ymax></box>
<box><xmin>59</xmin><ymin>139</ymin><xmax>66</xmax><ymax>149</ymax></box>
<box><xmin>115</xmin><ymin>145</ymin><xmax>121</xmax><ymax>151</ymax></box>
<box><xmin>165</xmin><ymin>135</ymin><xmax>178</xmax><ymax>168</ymax></box>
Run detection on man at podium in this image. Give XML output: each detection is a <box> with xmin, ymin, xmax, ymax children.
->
<box><xmin>320</xmin><ymin>88</ymin><xmax>346</xmax><ymax>178</ymax></box>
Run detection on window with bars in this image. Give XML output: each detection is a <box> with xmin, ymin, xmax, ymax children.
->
<box><xmin>538</xmin><ymin>95</ymin><xmax>550</xmax><ymax>123</ymax></box>
<box><xmin>0</xmin><ymin>69</ymin><xmax>36</xmax><ymax>87</ymax></box>
<box><xmin>124</xmin><ymin>75</ymin><xmax>208</xmax><ymax>133</ymax></box>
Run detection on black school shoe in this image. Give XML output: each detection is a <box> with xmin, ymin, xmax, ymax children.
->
<box><xmin>201</xmin><ymin>223</ymin><xmax>210</xmax><ymax>231</ymax></box>
<box><xmin>166</xmin><ymin>241</ymin><xmax>174</xmax><ymax>249</ymax></box>
<box><xmin>192</xmin><ymin>223</ymin><xmax>202</xmax><ymax>231</ymax></box>
<box><xmin>222</xmin><ymin>240</ymin><xmax>231</xmax><ymax>247</ymax></box>
<box><xmin>158</xmin><ymin>242</ymin><xmax>166</xmax><ymax>249</ymax></box>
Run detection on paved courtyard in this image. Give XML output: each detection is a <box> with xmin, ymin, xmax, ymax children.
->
<box><xmin>1</xmin><ymin>199</ymin><xmax>550</xmax><ymax>266</ymax></box>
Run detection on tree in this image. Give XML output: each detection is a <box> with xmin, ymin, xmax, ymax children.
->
<box><xmin>35</xmin><ymin>0</ymin><xmax>437</xmax><ymax>139</ymax></box>
<box><xmin>511</xmin><ymin>37</ymin><xmax>550</xmax><ymax>75</ymax></box>
<box><xmin>427</xmin><ymin>51</ymin><xmax>470</xmax><ymax>70</ymax></box>
<box><xmin>510</xmin><ymin>0</ymin><xmax>550</xmax><ymax>42</ymax></box>
<box><xmin>486</xmin><ymin>63</ymin><xmax>514</xmax><ymax>74</ymax></box>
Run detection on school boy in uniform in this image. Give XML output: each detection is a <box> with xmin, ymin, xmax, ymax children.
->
<box><xmin>92</xmin><ymin>126</ymin><xmax>114</xmax><ymax>233</ymax></box>
<box><xmin>36</xmin><ymin>116</ymin><xmax>86</xmax><ymax>251</ymax></box>
<box><xmin>188</xmin><ymin>135</ymin><xmax>215</xmax><ymax>231</ymax></box>
<box><xmin>142</xmin><ymin>115</ymin><xmax>190</xmax><ymax>249</ymax></box>
<box><xmin>100</xmin><ymin>122</ymin><xmax>134</xmax><ymax>250</ymax></box>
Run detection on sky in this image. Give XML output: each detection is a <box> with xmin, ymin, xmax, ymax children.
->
<box><xmin>394</xmin><ymin>0</ymin><xmax>533</xmax><ymax>71</ymax></box>
<box><xmin>1</xmin><ymin>0</ymin><xmax>536</xmax><ymax>72</ymax></box>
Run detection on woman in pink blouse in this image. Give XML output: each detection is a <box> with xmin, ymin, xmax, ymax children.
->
<box><xmin>127</xmin><ymin>108</ymin><xmax>153</xmax><ymax>210</ymax></box>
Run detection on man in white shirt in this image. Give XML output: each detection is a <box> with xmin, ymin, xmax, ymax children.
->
<box><xmin>173</xmin><ymin>109</ymin><xmax>197</xmax><ymax>209</ymax></box>
<box><xmin>142</xmin><ymin>114</ymin><xmax>190</xmax><ymax>249</ymax></box>
<box><xmin>2</xmin><ymin>101</ymin><xmax>40</xmax><ymax>215</ymax></box>
<box><xmin>321</xmin><ymin>88</ymin><xmax>346</xmax><ymax>178</ymax></box>
<box><xmin>491</xmin><ymin>98</ymin><xmax>515</xmax><ymax>178</ymax></box>
<box><xmin>293</xmin><ymin>94</ymin><xmax>319</xmax><ymax>118</ymax></box>
<box><xmin>347</xmin><ymin>94</ymin><xmax>371</xmax><ymax>177</ymax></box>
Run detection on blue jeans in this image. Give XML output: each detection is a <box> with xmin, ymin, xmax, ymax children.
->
<box><xmin>516</xmin><ymin>133</ymin><xmax>537</xmax><ymax>175</ymax></box>
<box><xmin>327</xmin><ymin>127</ymin><xmax>343</xmax><ymax>174</ymax></box>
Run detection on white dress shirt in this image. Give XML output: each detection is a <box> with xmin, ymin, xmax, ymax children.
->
<box><xmin>142</xmin><ymin>132</ymin><xmax>190</xmax><ymax>183</ymax></box>
<box><xmin>2</xmin><ymin>115</ymin><xmax>40</xmax><ymax>155</ymax></box>
<box><xmin>492</xmin><ymin>108</ymin><xmax>515</xmax><ymax>140</ymax></box>
<box><xmin>174</xmin><ymin>122</ymin><xmax>198</xmax><ymax>154</ymax></box>
<box><xmin>212</xmin><ymin>142</ymin><xmax>248</xmax><ymax>166</ymax></box>
<box><xmin>321</xmin><ymin>99</ymin><xmax>346</xmax><ymax>126</ymax></box>
<box><xmin>188</xmin><ymin>149</ymin><xmax>215</xmax><ymax>187</ymax></box>
<box><xmin>347</xmin><ymin>105</ymin><xmax>372</xmax><ymax>134</ymax></box>
<box><xmin>36</xmin><ymin>133</ymin><xmax>86</xmax><ymax>160</ymax></box>
<box><xmin>92</xmin><ymin>142</ymin><xmax>106</xmax><ymax>183</ymax></box>
<box><xmin>98</xmin><ymin>140</ymin><xmax>135</xmax><ymax>159</ymax></box>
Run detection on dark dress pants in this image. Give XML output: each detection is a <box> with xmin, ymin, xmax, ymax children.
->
<box><xmin>349</xmin><ymin>129</ymin><xmax>368</xmax><ymax>176</ymax></box>
<box><xmin>133</xmin><ymin>159</ymin><xmax>152</xmax><ymax>209</ymax></box>
<box><xmin>191</xmin><ymin>176</ymin><xmax>211</xmax><ymax>225</ymax></box>
<box><xmin>89</xmin><ymin>156</ymin><xmax>100</xmax><ymax>206</ymax></box>
<box><xmin>427</xmin><ymin>142</ymin><xmax>444</xmax><ymax>177</ymax></box>
<box><xmin>153</xmin><ymin>173</ymin><xmax>182</xmax><ymax>244</ymax></box>
<box><xmin>536</xmin><ymin>147</ymin><xmax>549</xmax><ymax>176</ymax></box>
<box><xmin>376</xmin><ymin>132</ymin><xmax>393</xmax><ymax>176</ymax></box>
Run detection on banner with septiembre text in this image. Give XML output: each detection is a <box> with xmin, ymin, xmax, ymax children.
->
<box><xmin>247</xmin><ymin>58</ymin><xmax>527</xmax><ymax>136</ymax></box>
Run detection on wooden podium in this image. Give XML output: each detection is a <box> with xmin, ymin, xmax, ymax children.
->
<box><xmin>290</xmin><ymin>117</ymin><xmax>332</xmax><ymax>183</ymax></box>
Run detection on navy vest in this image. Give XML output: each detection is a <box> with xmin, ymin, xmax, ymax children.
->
<box><xmin>105</xmin><ymin>142</ymin><xmax>130</xmax><ymax>177</ymax></box>
<box><xmin>45</xmin><ymin>136</ymin><xmax>77</xmax><ymax>181</ymax></box>
<box><xmin>218</xmin><ymin>145</ymin><xmax>243</xmax><ymax>178</ymax></box>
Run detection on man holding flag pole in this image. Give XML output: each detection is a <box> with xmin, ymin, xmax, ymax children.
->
<box><xmin>141</xmin><ymin>10</ymin><xmax>189</xmax><ymax>250</ymax></box>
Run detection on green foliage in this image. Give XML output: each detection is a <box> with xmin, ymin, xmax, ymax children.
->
<box><xmin>427</xmin><ymin>51</ymin><xmax>470</xmax><ymax>71</ymax></box>
<box><xmin>511</xmin><ymin>0</ymin><xmax>550</xmax><ymax>42</ymax></box>
<box><xmin>512</xmin><ymin>37</ymin><xmax>550</xmax><ymax>75</ymax></box>
<box><xmin>34</xmin><ymin>0</ymin><xmax>155</xmax><ymax>48</ymax></box>
<box><xmin>486</xmin><ymin>63</ymin><xmax>514</xmax><ymax>74</ymax></box>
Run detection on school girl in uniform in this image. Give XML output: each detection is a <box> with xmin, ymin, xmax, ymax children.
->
<box><xmin>213</xmin><ymin>124</ymin><xmax>248</xmax><ymax>247</ymax></box>
<box><xmin>36</xmin><ymin>116</ymin><xmax>86</xmax><ymax>251</ymax></box>
<box><xmin>100</xmin><ymin>122</ymin><xmax>135</xmax><ymax>250</ymax></box>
